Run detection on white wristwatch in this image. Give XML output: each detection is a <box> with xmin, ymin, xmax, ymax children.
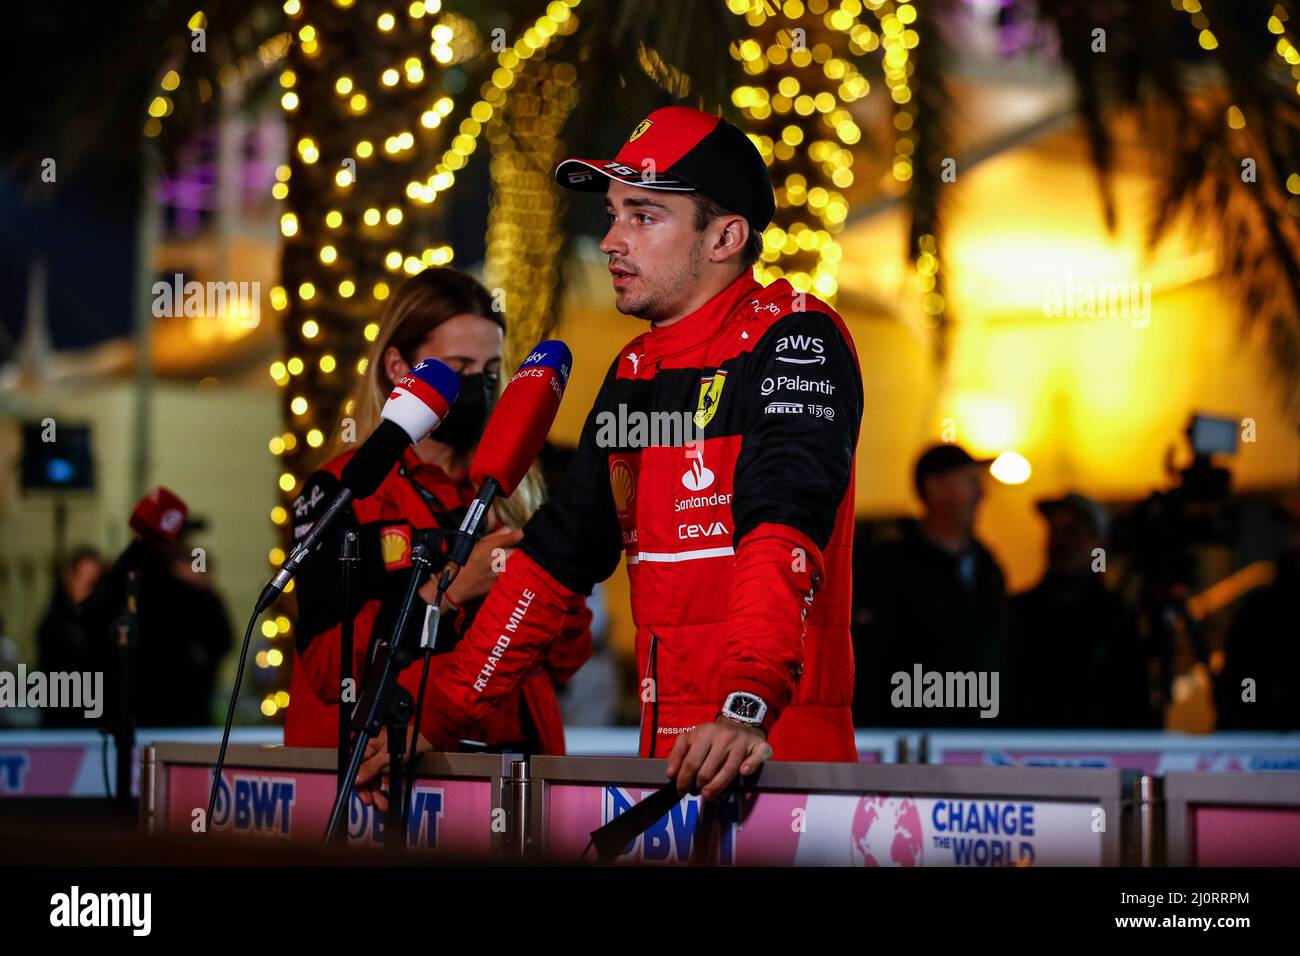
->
<box><xmin>720</xmin><ymin>691</ymin><xmax>769</xmax><ymax>728</ymax></box>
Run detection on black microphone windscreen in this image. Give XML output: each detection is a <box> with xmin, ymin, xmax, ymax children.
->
<box><xmin>339</xmin><ymin>419</ymin><xmax>412</xmax><ymax>499</ymax></box>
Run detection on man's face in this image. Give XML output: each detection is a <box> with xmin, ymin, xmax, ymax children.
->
<box><xmin>64</xmin><ymin>556</ymin><xmax>104</xmax><ymax>605</ymax></box>
<box><xmin>600</xmin><ymin>179</ymin><xmax>707</xmax><ymax>322</ymax></box>
<box><xmin>1046</xmin><ymin>509</ymin><xmax>1102</xmax><ymax>576</ymax></box>
<box><xmin>921</xmin><ymin>464</ymin><xmax>985</xmax><ymax>531</ymax></box>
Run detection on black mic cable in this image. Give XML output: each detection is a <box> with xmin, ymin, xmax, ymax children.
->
<box><xmin>206</xmin><ymin>607</ymin><xmax>260</xmax><ymax>831</ymax></box>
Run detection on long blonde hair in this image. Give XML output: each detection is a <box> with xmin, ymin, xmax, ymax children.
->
<box><xmin>326</xmin><ymin>267</ymin><xmax>545</xmax><ymax>530</ymax></box>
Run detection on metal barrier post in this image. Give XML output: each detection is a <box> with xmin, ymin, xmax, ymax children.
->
<box><xmin>140</xmin><ymin>745</ymin><xmax>156</xmax><ymax>834</ymax></box>
<box><xmin>1135</xmin><ymin>774</ymin><xmax>1163</xmax><ymax>867</ymax></box>
<box><xmin>508</xmin><ymin>759</ymin><xmax>529</xmax><ymax>859</ymax></box>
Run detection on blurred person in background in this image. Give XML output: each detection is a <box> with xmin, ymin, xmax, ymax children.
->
<box><xmin>36</xmin><ymin>546</ymin><xmax>106</xmax><ymax>728</ymax></box>
<box><xmin>78</xmin><ymin>523</ymin><xmax>233</xmax><ymax>727</ymax></box>
<box><xmin>286</xmin><ymin>267</ymin><xmax>592</xmax><ymax>755</ymax></box>
<box><xmin>1007</xmin><ymin>494</ymin><xmax>1150</xmax><ymax>728</ymax></box>
<box><xmin>1214</xmin><ymin>494</ymin><xmax>1300</xmax><ymax>730</ymax></box>
<box><xmin>852</xmin><ymin>444</ymin><xmax>1009</xmax><ymax>727</ymax></box>
<box><xmin>163</xmin><ymin>520</ymin><xmax>234</xmax><ymax>726</ymax></box>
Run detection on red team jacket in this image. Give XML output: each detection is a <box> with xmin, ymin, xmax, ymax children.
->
<box><xmin>410</xmin><ymin>270</ymin><xmax>864</xmax><ymax>761</ymax></box>
<box><xmin>285</xmin><ymin>445</ymin><xmax>592</xmax><ymax>754</ymax></box>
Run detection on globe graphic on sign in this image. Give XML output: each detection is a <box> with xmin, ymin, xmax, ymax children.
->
<box><xmin>850</xmin><ymin>795</ymin><xmax>923</xmax><ymax>867</ymax></box>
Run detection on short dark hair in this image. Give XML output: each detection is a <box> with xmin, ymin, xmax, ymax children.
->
<box><xmin>689</xmin><ymin>193</ymin><xmax>763</xmax><ymax>269</ymax></box>
<box><xmin>912</xmin><ymin>444</ymin><xmax>990</xmax><ymax>501</ymax></box>
<box><xmin>61</xmin><ymin>546</ymin><xmax>102</xmax><ymax>577</ymax></box>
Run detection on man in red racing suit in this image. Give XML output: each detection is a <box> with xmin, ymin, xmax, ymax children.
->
<box><xmin>357</xmin><ymin>106</ymin><xmax>863</xmax><ymax>804</ymax></box>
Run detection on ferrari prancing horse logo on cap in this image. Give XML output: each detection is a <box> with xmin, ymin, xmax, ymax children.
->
<box><xmin>628</xmin><ymin>118</ymin><xmax>652</xmax><ymax>143</ymax></box>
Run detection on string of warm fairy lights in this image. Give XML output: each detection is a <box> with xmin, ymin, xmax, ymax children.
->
<box><xmin>264</xmin><ymin>0</ymin><xmax>460</xmax><ymax>719</ymax></box>
<box><xmin>727</xmin><ymin>0</ymin><xmax>870</xmax><ymax>302</ymax></box>
<box><xmin>143</xmin><ymin>12</ymin><xmax>292</xmax><ymax>140</ymax></box>
<box><xmin>1261</xmin><ymin>4</ymin><xmax>1300</xmax><ymax>216</ymax></box>
<box><xmin>724</xmin><ymin>0</ymin><xmax>936</xmax><ymax>312</ymax></box>
<box><xmin>256</xmin><ymin>0</ymin><xmax>581</xmax><ymax>719</ymax></box>
<box><xmin>866</xmin><ymin>1</ymin><xmax>945</xmax><ymax>327</ymax></box>
<box><xmin>482</xmin><ymin>54</ymin><xmax>581</xmax><ymax>372</ymax></box>
<box><xmin>1173</xmin><ymin>0</ymin><xmax>1219</xmax><ymax>50</ymax></box>
<box><xmin>1174</xmin><ymin>1</ymin><xmax>1300</xmax><ymax>219</ymax></box>
<box><xmin>1269</xmin><ymin>2</ymin><xmax>1300</xmax><ymax>87</ymax></box>
<box><xmin>404</xmin><ymin>1</ymin><xmax>582</xmax><ymax>210</ymax></box>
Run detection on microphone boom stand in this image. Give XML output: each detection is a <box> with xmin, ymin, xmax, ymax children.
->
<box><xmin>392</xmin><ymin>482</ymin><xmax>498</xmax><ymax>820</ymax></box>
<box><xmin>323</xmin><ymin>542</ymin><xmax>434</xmax><ymax>848</ymax></box>
<box><xmin>334</xmin><ymin>529</ymin><xmax>359</xmax><ymax>843</ymax></box>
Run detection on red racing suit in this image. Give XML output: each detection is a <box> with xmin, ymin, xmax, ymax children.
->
<box><xmin>414</xmin><ymin>270</ymin><xmax>863</xmax><ymax>761</ymax></box>
<box><xmin>285</xmin><ymin>445</ymin><xmax>592</xmax><ymax>754</ymax></box>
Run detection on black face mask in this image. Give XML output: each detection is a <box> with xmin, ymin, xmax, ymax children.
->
<box><xmin>435</xmin><ymin>371</ymin><xmax>497</xmax><ymax>452</ymax></box>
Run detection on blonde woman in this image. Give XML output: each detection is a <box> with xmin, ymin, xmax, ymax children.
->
<box><xmin>285</xmin><ymin>267</ymin><xmax>591</xmax><ymax>756</ymax></box>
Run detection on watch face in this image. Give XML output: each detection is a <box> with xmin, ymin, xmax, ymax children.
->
<box><xmin>729</xmin><ymin>693</ymin><xmax>762</xmax><ymax>720</ymax></box>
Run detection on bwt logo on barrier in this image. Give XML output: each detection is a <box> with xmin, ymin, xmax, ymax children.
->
<box><xmin>0</xmin><ymin>752</ymin><xmax>30</xmax><ymax>794</ymax></box>
<box><xmin>347</xmin><ymin>785</ymin><xmax>444</xmax><ymax>849</ymax></box>
<box><xmin>601</xmin><ymin>787</ymin><xmax>741</xmax><ymax>864</ymax></box>
<box><xmin>209</xmin><ymin>772</ymin><xmax>296</xmax><ymax>835</ymax></box>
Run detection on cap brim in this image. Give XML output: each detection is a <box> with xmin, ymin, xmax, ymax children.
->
<box><xmin>1036</xmin><ymin>497</ymin><xmax>1096</xmax><ymax>519</ymax></box>
<box><xmin>554</xmin><ymin>157</ymin><xmax>696</xmax><ymax>192</ymax></box>
<box><xmin>955</xmin><ymin>456</ymin><xmax>997</xmax><ymax>470</ymax></box>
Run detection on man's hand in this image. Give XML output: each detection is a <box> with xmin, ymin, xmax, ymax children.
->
<box><xmin>419</xmin><ymin>527</ymin><xmax>523</xmax><ymax>610</ymax></box>
<box><xmin>665</xmin><ymin>718</ymin><xmax>773</xmax><ymax>800</ymax></box>
<box><xmin>353</xmin><ymin>725</ymin><xmax>433</xmax><ymax>813</ymax></box>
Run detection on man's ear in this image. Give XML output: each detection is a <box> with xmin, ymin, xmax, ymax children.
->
<box><xmin>382</xmin><ymin>346</ymin><xmax>410</xmax><ymax>385</ymax></box>
<box><xmin>709</xmin><ymin>214</ymin><xmax>749</xmax><ymax>264</ymax></box>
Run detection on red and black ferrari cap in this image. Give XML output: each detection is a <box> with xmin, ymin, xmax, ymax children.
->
<box><xmin>554</xmin><ymin>106</ymin><xmax>776</xmax><ymax>234</ymax></box>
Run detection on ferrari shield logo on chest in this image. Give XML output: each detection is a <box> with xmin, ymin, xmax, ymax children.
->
<box><xmin>693</xmin><ymin>370</ymin><xmax>728</xmax><ymax>430</ymax></box>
